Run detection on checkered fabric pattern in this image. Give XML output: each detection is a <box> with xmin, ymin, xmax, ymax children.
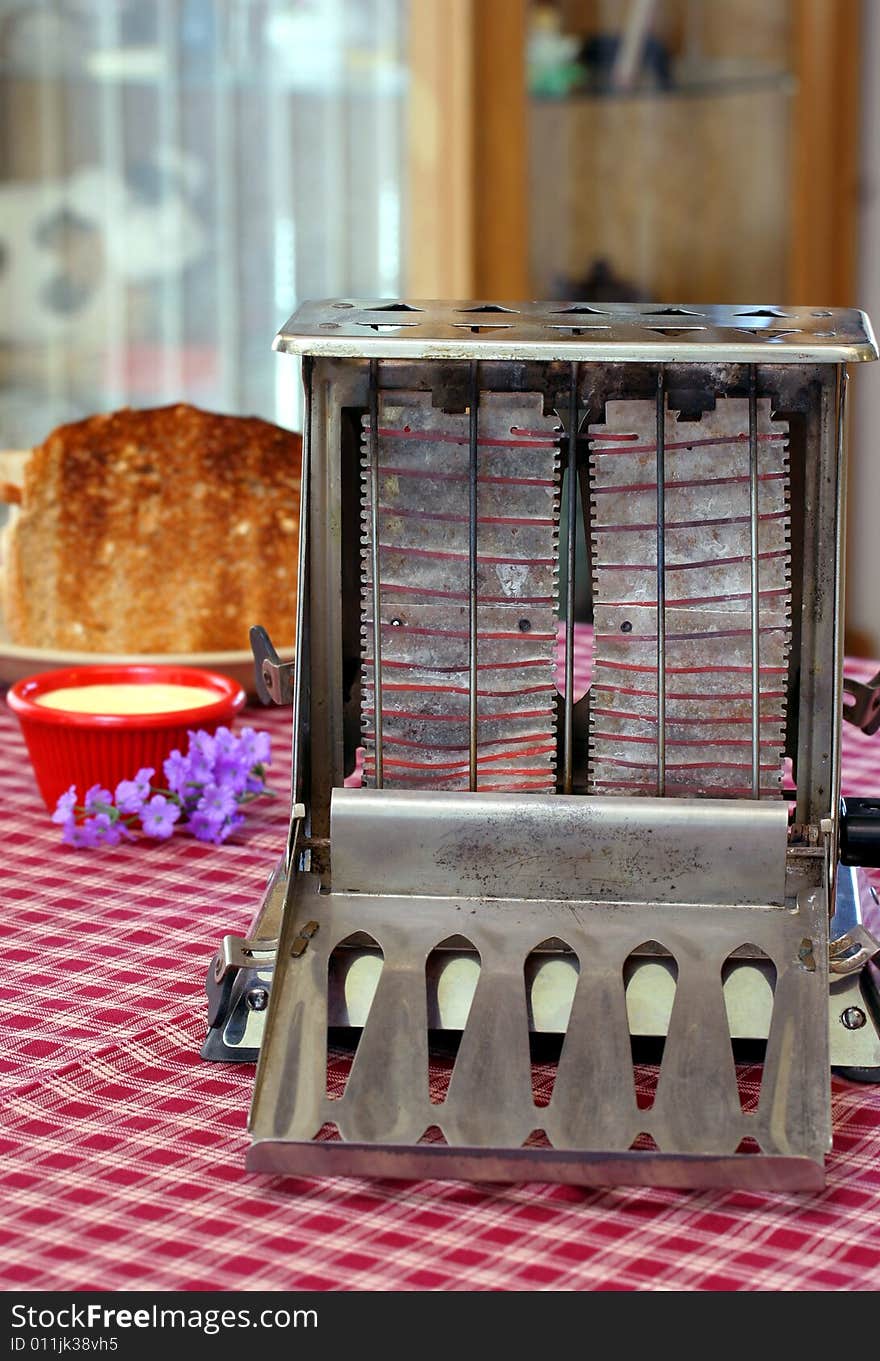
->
<box><xmin>1</xmin><ymin>626</ymin><xmax>879</xmax><ymax>1292</ymax></box>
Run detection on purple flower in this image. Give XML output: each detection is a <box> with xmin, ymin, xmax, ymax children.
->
<box><xmin>62</xmin><ymin>812</ymin><xmax>126</xmax><ymax>849</ymax></box>
<box><xmin>91</xmin><ymin>812</ymin><xmax>124</xmax><ymax>847</ymax></box>
<box><xmin>52</xmin><ymin>785</ymin><xmax>78</xmax><ymax>825</ymax></box>
<box><xmin>189</xmin><ymin>807</ymin><xmax>243</xmax><ymax>845</ymax></box>
<box><xmin>196</xmin><ymin>782</ymin><xmax>238</xmax><ymax>827</ymax></box>
<box><xmin>140</xmin><ymin>794</ymin><xmax>181</xmax><ymax>840</ymax></box>
<box><xmin>187</xmin><ymin>808</ymin><xmax>226</xmax><ymax>844</ymax></box>
<box><xmin>212</xmin><ymin>726</ymin><xmax>238</xmax><ymax>756</ymax></box>
<box><xmin>115</xmin><ymin>767</ymin><xmax>155</xmax><ymax>815</ymax></box>
<box><xmin>212</xmin><ymin>752</ymin><xmax>249</xmax><ymax>796</ymax></box>
<box><xmin>238</xmin><ymin>727</ymin><xmax>271</xmax><ymax>767</ymax></box>
<box><xmin>187</xmin><ymin>753</ymin><xmax>213</xmax><ymax>784</ymax></box>
<box><xmin>186</xmin><ymin>730</ymin><xmax>217</xmax><ymax>783</ymax></box>
<box><xmin>62</xmin><ymin>817</ymin><xmax>93</xmax><ymax>849</ymax></box>
<box><xmin>163</xmin><ymin>749</ymin><xmax>191</xmax><ymax>795</ymax></box>
<box><xmin>52</xmin><ymin>725</ymin><xmax>272</xmax><ymax>850</ymax></box>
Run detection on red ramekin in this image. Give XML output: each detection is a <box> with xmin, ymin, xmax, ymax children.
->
<box><xmin>7</xmin><ymin>664</ymin><xmax>247</xmax><ymax>811</ymax></box>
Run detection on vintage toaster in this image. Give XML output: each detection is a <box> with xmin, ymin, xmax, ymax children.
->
<box><xmin>205</xmin><ymin>301</ymin><xmax>880</xmax><ymax>1190</ymax></box>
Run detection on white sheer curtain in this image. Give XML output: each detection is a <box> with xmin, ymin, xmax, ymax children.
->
<box><xmin>0</xmin><ymin>0</ymin><xmax>409</xmax><ymax>447</ymax></box>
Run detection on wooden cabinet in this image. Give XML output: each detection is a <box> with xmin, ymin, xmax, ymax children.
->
<box><xmin>408</xmin><ymin>0</ymin><xmax>862</xmax><ymax>306</ymax></box>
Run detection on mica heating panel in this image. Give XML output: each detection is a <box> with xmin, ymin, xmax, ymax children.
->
<box><xmin>360</xmin><ymin>382</ymin><xmax>562</xmax><ymax>792</ymax></box>
<box><xmin>588</xmin><ymin>391</ymin><xmax>791</xmax><ymax>798</ymax></box>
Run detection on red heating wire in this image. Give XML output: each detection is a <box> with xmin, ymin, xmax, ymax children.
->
<box><xmin>593</xmin><ymin>756</ymin><xmax>781</xmax><ymax>771</ymax></box>
<box><xmin>595</xmin><ymin>549</ymin><xmax>788</xmax><ymax>572</ymax></box>
<box><xmin>368</xmin><ymin>505</ymin><xmax>556</xmax><ymax>528</ymax></box>
<box><xmin>375</xmin><ymin>465</ymin><xmax>555</xmax><ymax>488</ymax></box>
<box><xmin>376</xmin><ymin>425</ymin><xmax>560</xmax><ymax>449</ymax></box>
<box><xmin>361</xmin><ymin>582</ymin><xmax>555</xmax><ymax>604</ymax></box>
<box><xmin>594</xmin><ymin>625</ymin><xmax>788</xmax><ymax>643</ymax></box>
<box><xmin>589</xmin><ymin>432</ymin><xmax>787</xmax><ymax>456</ymax></box>
<box><xmin>591</xmin><ymin>470</ymin><xmax>786</xmax><ymax>495</ymax></box>
<box><xmin>362</xmin><ymin>657</ymin><xmax>553</xmax><ymax>672</ymax></box>
<box><xmin>589</xmin><ymin>707</ymin><xmax>782</xmax><ymax>725</ymax></box>
<box><xmin>592</xmin><ymin>509</ymin><xmax>788</xmax><ymax>534</ymax></box>
<box><xmin>594</xmin><ymin>660</ymin><xmax>787</xmax><ymax>674</ymax></box>
<box><xmin>364</xmin><ymin>760</ymin><xmax>554</xmax><ymax>778</ymax></box>
<box><xmin>362</xmin><ymin>747</ymin><xmax>556</xmax><ymax>773</ymax></box>
<box><xmin>362</xmin><ymin>707</ymin><xmax>553</xmax><ymax>721</ymax></box>
<box><xmin>363</xmin><ymin>785</ymin><xmax>555</xmax><ymax>793</ymax></box>
<box><xmin>377</xmin><ymin>682</ymin><xmax>556</xmax><ymax>697</ymax></box>
<box><xmin>591</xmin><ymin>731</ymin><xmax>784</xmax><ymax>748</ymax></box>
<box><xmin>600</xmin><ymin>587</ymin><xmax>789</xmax><ymax>608</ymax></box>
<box><xmin>590</xmin><ymin>683</ymin><xmax>787</xmax><ymax>699</ymax></box>
<box><xmin>374</xmin><ymin>544</ymin><xmax>556</xmax><ymax>565</ymax></box>
<box><xmin>591</xmin><ymin>780</ymin><xmax>782</xmax><ymax>796</ymax></box>
<box><xmin>366</xmin><ymin>624</ymin><xmax>557</xmax><ymax>641</ymax></box>
<box><xmin>361</xmin><ymin>732</ymin><xmax>552</xmax><ymax>750</ymax></box>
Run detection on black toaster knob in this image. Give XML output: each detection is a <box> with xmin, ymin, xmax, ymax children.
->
<box><xmin>840</xmin><ymin>797</ymin><xmax>880</xmax><ymax>868</ymax></box>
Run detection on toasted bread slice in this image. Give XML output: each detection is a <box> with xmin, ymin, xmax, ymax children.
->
<box><xmin>3</xmin><ymin>404</ymin><xmax>301</xmax><ymax>653</ymax></box>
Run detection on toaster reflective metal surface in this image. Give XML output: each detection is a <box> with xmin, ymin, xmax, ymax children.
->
<box><xmin>205</xmin><ymin>300</ymin><xmax>880</xmax><ymax>1189</ymax></box>
<box><xmin>274</xmin><ymin>300</ymin><xmax>878</xmax><ymax>365</ymax></box>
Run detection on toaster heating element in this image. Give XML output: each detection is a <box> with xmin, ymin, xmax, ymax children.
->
<box><xmin>205</xmin><ymin>301</ymin><xmax>880</xmax><ymax>1190</ymax></box>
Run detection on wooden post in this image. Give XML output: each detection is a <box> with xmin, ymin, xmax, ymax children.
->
<box><xmin>790</xmin><ymin>0</ymin><xmax>861</xmax><ymax>305</ymax></box>
<box><xmin>406</xmin><ymin>0</ymin><xmax>475</xmax><ymax>297</ymax></box>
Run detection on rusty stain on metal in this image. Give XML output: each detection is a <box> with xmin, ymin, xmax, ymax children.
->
<box><xmin>290</xmin><ymin>921</ymin><xmax>320</xmax><ymax>959</ymax></box>
<box><xmin>797</xmin><ymin>937</ymin><xmax>817</xmax><ymax>972</ymax></box>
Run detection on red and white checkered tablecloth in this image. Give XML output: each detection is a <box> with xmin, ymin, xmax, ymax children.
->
<box><xmin>1</xmin><ymin>627</ymin><xmax>879</xmax><ymax>1292</ymax></box>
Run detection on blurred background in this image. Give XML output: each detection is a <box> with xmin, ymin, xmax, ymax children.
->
<box><xmin>0</xmin><ymin>0</ymin><xmax>877</xmax><ymax>651</ymax></box>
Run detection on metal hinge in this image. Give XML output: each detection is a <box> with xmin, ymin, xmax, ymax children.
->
<box><xmin>213</xmin><ymin>933</ymin><xmax>279</xmax><ymax>985</ymax></box>
<box><xmin>206</xmin><ymin>933</ymin><xmax>279</xmax><ymax>1030</ymax></box>
<box><xmin>843</xmin><ymin>669</ymin><xmax>880</xmax><ymax>736</ymax></box>
<box><xmin>250</xmin><ymin>624</ymin><xmax>295</xmax><ymax>705</ymax></box>
<box><xmin>829</xmin><ymin>925</ymin><xmax>880</xmax><ymax>977</ymax></box>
